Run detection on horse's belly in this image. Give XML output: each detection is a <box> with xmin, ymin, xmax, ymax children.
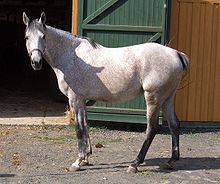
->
<box><xmin>105</xmin><ymin>91</ymin><xmax>142</xmax><ymax>102</ymax></box>
<box><xmin>87</xmin><ymin>84</ymin><xmax>143</xmax><ymax>102</ymax></box>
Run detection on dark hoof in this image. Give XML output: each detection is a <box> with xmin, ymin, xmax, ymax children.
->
<box><xmin>80</xmin><ymin>160</ymin><xmax>89</xmax><ymax>166</ymax></box>
<box><xmin>127</xmin><ymin>166</ymin><xmax>138</xmax><ymax>173</ymax></box>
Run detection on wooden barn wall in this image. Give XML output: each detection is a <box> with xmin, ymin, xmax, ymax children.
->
<box><xmin>170</xmin><ymin>0</ymin><xmax>220</xmax><ymax>121</ymax></box>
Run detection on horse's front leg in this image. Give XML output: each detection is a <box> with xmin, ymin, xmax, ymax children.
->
<box><xmin>68</xmin><ymin>98</ymin><xmax>92</xmax><ymax>171</ymax></box>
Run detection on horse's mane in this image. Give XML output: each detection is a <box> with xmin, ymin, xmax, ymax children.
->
<box><xmin>26</xmin><ymin>20</ymin><xmax>98</xmax><ymax>49</ymax></box>
<box><xmin>46</xmin><ymin>26</ymin><xmax>99</xmax><ymax>49</ymax></box>
<box><xmin>77</xmin><ymin>36</ymin><xmax>98</xmax><ymax>49</ymax></box>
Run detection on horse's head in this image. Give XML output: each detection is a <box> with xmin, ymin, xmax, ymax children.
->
<box><xmin>23</xmin><ymin>12</ymin><xmax>46</xmax><ymax>70</ymax></box>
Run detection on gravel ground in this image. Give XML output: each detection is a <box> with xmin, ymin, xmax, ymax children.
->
<box><xmin>0</xmin><ymin>125</ymin><xmax>220</xmax><ymax>184</ymax></box>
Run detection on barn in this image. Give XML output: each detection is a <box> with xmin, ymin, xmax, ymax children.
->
<box><xmin>0</xmin><ymin>0</ymin><xmax>219</xmax><ymax>124</ymax></box>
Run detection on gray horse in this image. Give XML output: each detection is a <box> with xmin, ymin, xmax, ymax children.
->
<box><xmin>23</xmin><ymin>12</ymin><xmax>189</xmax><ymax>173</ymax></box>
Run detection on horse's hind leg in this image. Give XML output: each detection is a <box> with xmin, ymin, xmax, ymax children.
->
<box><xmin>127</xmin><ymin>91</ymin><xmax>160</xmax><ymax>173</ymax></box>
<box><xmin>162</xmin><ymin>94</ymin><xmax>180</xmax><ymax>169</ymax></box>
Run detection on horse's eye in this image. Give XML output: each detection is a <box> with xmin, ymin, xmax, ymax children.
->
<box><xmin>42</xmin><ymin>35</ymin><xmax>45</xmax><ymax>39</ymax></box>
<box><xmin>25</xmin><ymin>36</ymin><xmax>28</xmax><ymax>40</ymax></box>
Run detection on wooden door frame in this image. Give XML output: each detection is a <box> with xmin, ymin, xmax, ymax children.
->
<box><xmin>72</xmin><ymin>0</ymin><xmax>78</xmax><ymax>34</ymax></box>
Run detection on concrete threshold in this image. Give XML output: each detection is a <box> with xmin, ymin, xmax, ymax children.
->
<box><xmin>0</xmin><ymin>116</ymin><xmax>69</xmax><ymax>126</ymax></box>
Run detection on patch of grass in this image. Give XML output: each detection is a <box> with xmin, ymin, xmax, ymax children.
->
<box><xmin>161</xmin><ymin>175</ymin><xmax>169</xmax><ymax>180</ymax></box>
<box><xmin>33</xmin><ymin>134</ymin><xmax>76</xmax><ymax>143</ymax></box>
<box><xmin>214</xmin><ymin>176</ymin><xmax>220</xmax><ymax>182</ymax></box>
<box><xmin>27</xmin><ymin>125</ymin><xmax>68</xmax><ymax>131</ymax></box>
<box><xmin>108</xmin><ymin>137</ymin><xmax>123</xmax><ymax>143</ymax></box>
<box><xmin>184</xmin><ymin>132</ymin><xmax>200</xmax><ymax>138</ymax></box>
<box><xmin>209</xmin><ymin>136</ymin><xmax>220</xmax><ymax>142</ymax></box>
<box><xmin>137</xmin><ymin>169</ymin><xmax>155</xmax><ymax>177</ymax></box>
<box><xmin>208</xmin><ymin>143</ymin><xmax>214</xmax><ymax>147</ymax></box>
<box><xmin>89</xmin><ymin>126</ymin><xmax>107</xmax><ymax>134</ymax></box>
<box><xmin>42</xmin><ymin>125</ymin><xmax>68</xmax><ymax>130</ymax></box>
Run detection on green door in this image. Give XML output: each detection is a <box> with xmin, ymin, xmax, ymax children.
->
<box><xmin>77</xmin><ymin>0</ymin><xmax>169</xmax><ymax>123</ymax></box>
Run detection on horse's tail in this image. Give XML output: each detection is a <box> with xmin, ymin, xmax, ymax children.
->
<box><xmin>177</xmin><ymin>51</ymin><xmax>189</xmax><ymax>72</ymax></box>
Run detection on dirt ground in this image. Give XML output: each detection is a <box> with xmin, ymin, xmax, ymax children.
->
<box><xmin>0</xmin><ymin>88</ymin><xmax>220</xmax><ymax>184</ymax></box>
<box><xmin>0</xmin><ymin>125</ymin><xmax>220</xmax><ymax>184</ymax></box>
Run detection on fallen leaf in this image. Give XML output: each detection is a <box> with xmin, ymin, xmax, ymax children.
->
<box><xmin>95</xmin><ymin>143</ymin><xmax>104</xmax><ymax>148</ymax></box>
<box><xmin>0</xmin><ymin>130</ymin><xmax>9</xmax><ymax>136</ymax></box>
<box><xmin>64</xmin><ymin>167</ymin><xmax>70</xmax><ymax>172</ymax></box>
<box><xmin>11</xmin><ymin>153</ymin><xmax>21</xmax><ymax>166</ymax></box>
<box><xmin>65</xmin><ymin>106</ymin><xmax>74</xmax><ymax>125</ymax></box>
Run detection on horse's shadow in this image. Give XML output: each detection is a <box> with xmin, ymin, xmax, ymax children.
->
<box><xmin>85</xmin><ymin>157</ymin><xmax>220</xmax><ymax>173</ymax></box>
<box><xmin>143</xmin><ymin>157</ymin><xmax>220</xmax><ymax>172</ymax></box>
<box><xmin>1</xmin><ymin>157</ymin><xmax>218</xmax><ymax>178</ymax></box>
<box><xmin>0</xmin><ymin>174</ymin><xmax>16</xmax><ymax>178</ymax></box>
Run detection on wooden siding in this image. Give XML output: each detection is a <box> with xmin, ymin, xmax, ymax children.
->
<box><xmin>170</xmin><ymin>0</ymin><xmax>220</xmax><ymax>121</ymax></box>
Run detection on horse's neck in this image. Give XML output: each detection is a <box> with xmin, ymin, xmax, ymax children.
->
<box><xmin>44</xmin><ymin>26</ymin><xmax>79</xmax><ymax>67</ymax></box>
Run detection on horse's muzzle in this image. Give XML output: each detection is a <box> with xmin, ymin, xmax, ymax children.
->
<box><xmin>30</xmin><ymin>50</ymin><xmax>43</xmax><ymax>70</ymax></box>
<box><xmin>31</xmin><ymin>59</ymin><xmax>43</xmax><ymax>70</ymax></box>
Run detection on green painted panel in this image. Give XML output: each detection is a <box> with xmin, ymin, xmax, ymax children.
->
<box><xmin>78</xmin><ymin>0</ymin><xmax>170</xmax><ymax>123</ymax></box>
<box><xmin>84</xmin><ymin>30</ymin><xmax>162</xmax><ymax>47</ymax></box>
<box><xmin>84</xmin><ymin>0</ymin><xmax>164</xmax><ymax>26</ymax></box>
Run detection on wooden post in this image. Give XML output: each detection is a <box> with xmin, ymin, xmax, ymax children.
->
<box><xmin>72</xmin><ymin>0</ymin><xmax>78</xmax><ymax>34</ymax></box>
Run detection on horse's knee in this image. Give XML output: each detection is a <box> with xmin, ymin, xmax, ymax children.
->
<box><xmin>76</xmin><ymin>129</ymin><xmax>83</xmax><ymax>139</ymax></box>
<box><xmin>75</xmin><ymin>123</ymin><xmax>87</xmax><ymax>139</ymax></box>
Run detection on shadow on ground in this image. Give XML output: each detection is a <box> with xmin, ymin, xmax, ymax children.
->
<box><xmin>62</xmin><ymin>157</ymin><xmax>220</xmax><ymax>173</ymax></box>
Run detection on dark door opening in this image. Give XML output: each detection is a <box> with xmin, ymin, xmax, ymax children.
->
<box><xmin>0</xmin><ymin>0</ymin><xmax>71</xmax><ymax>100</ymax></box>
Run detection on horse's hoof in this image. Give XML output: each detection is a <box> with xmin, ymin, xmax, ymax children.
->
<box><xmin>80</xmin><ymin>160</ymin><xmax>89</xmax><ymax>166</ymax></box>
<box><xmin>127</xmin><ymin>166</ymin><xmax>138</xmax><ymax>173</ymax></box>
<box><xmin>68</xmin><ymin>166</ymin><xmax>80</xmax><ymax>172</ymax></box>
<box><xmin>161</xmin><ymin>162</ymin><xmax>174</xmax><ymax>170</ymax></box>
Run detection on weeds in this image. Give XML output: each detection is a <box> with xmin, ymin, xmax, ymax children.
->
<box><xmin>137</xmin><ymin>169</ymin><xmax>155</xmax><ymax>177</ymax></box>
<box><xmin>184</xmin><ymin>132</ymin><xmax>200</xmax><ymax>138</ymax></box>
<box><xmin>160</xmin><ymin>175</ymin><xmax>169</xmax><ymax>180</ymax></box>
<box><xmin>89</xmin><ymin>126</ymin><xmax>107</xmax><ymax>134</ymax></box>
<box><xmin>209</xmin><ymin>136</ymin><xmax>220</xmax><ymax>142</ymax></box>
<box><xmin>33</xmin><ymin>134</ymin><xmax>75</xmax><ymax>143</ymax></box>
<box><xmin>26</xmin><ymin>125</ymin><xmax>68</xmax><ymax>131</ymax></box>
<box><xmin>108</xmin><ymin>137</ymin><xmax>122</xmax><ymax>143</ymax></box>
<box><xmin>214</xmin><ymin>176</ymin><xmax>220</xmax><ymax>182</ymax></box>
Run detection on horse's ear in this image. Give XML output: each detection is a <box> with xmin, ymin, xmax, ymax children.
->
<box><xmin>39</xmin><ymin>12</ymin><xmax>46</xmax><ymax>25</ymax></box>
<box><xmin>23</xmin><ymin>12</ymin><xmax>30</xmax><ymax>26</ymax></box>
